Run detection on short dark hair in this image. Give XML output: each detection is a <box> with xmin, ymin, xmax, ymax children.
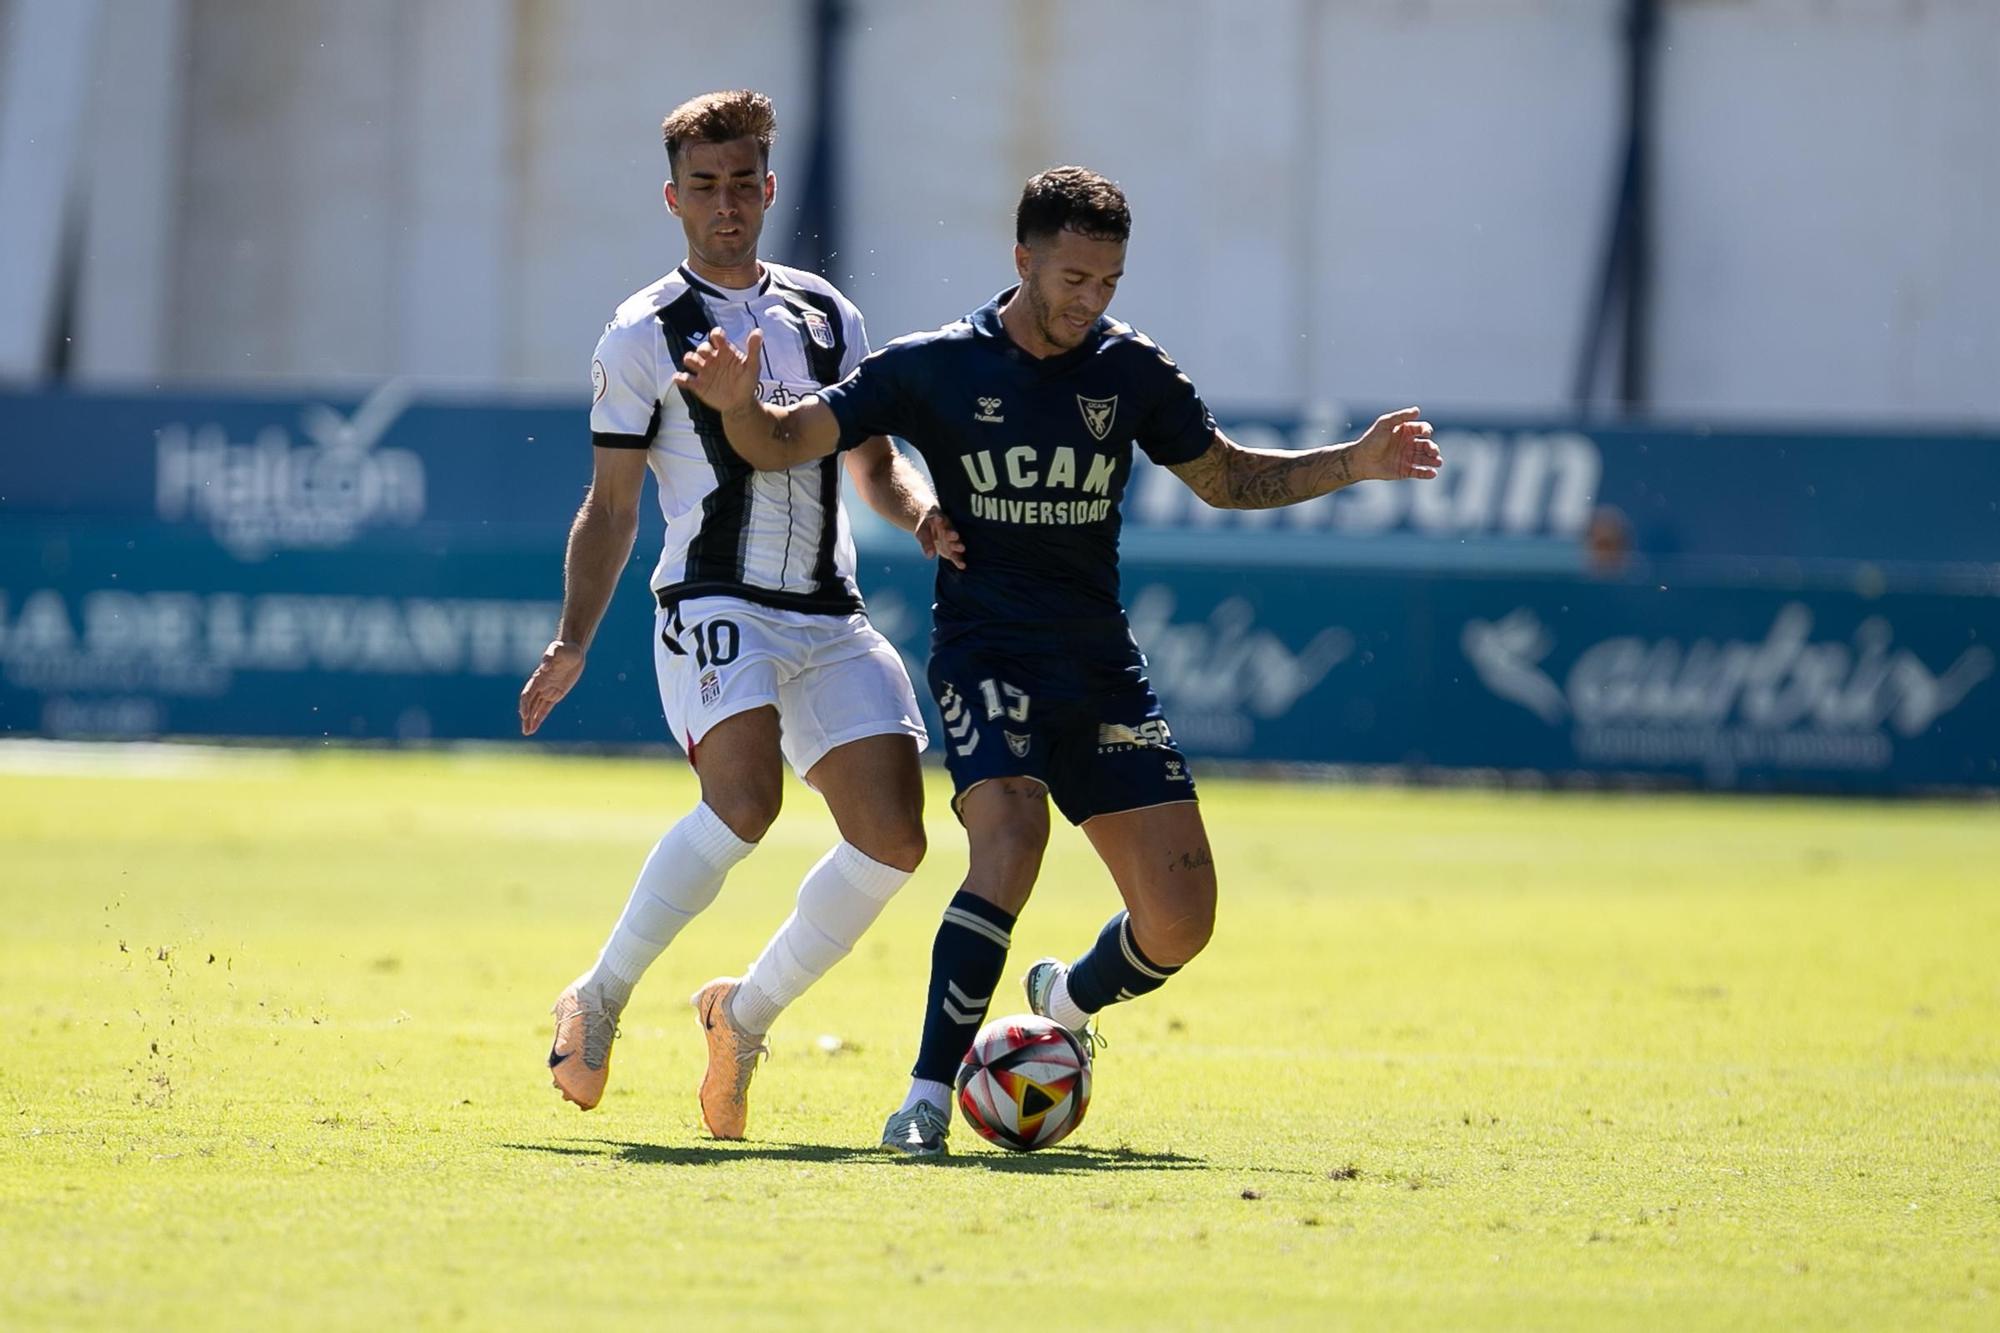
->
<box><xmin>1015</xmin><ymin>167</ymin><xmax>1131</xmax><ymax>245</ymax></box>
<box><xmin>661</xmin><ymin>90</ymin><xmax>776</xmax><ymax>178</ymax></box>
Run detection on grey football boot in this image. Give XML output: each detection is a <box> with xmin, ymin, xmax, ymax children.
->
<box><xmin>1023</xmin><ymin>958</ymin><xmax>1101</xmax><ymax>1055</ymax></box>
<box><xmin>880</xmin><ymin>1099</ymin><xmax>952</xmax><ymax>1158</ymax></box>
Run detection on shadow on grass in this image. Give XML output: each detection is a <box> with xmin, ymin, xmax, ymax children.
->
<box><xmin>503</xmin><ymin>1138</ymin><xmax>1207</xmax><ymax>1175</ymax></box>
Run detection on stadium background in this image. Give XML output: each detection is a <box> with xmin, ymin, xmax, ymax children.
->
<box><xmin>2</xmin><ymin>0</ymin><xmax>1996</xmax><ymax>787</ymax></box>
<box><xmin>4</xmin><ymin>6</ymin><xmax>1999</xmax><ymax>1330</ymax></box>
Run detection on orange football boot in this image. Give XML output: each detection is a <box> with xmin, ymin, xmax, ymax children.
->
<box><xmin>691</xmin><ymin>978</ymin><xmax>769</xmax><ymax>1139</ymax></box>
<box><xmin>547</xmin><ymin>984</ymin><xmax>621</xmax><ymax>1110</ymax></box>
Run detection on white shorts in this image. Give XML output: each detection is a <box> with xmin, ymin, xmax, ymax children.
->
<box><xmin>654</xmin><ymin>596</ymin><xmax>929</xmax><ymax>779</ymax></box>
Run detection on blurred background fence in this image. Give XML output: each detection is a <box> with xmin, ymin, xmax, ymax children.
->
<box><xmin>1</xmin><ymin>1</ymin><xmax>1995</xmax><ymax>791</ymax></box>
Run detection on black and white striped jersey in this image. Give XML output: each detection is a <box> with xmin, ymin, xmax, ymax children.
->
<box><xmin>589</xmin><ymin>262</ymin><xmax>869</xmax><ymax>615</ymax></box>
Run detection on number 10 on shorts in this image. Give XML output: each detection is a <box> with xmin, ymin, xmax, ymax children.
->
<box><xmin>663</xmin><ymin>614</ymin><xmax>741</xmax><ymax>669</ymax></box>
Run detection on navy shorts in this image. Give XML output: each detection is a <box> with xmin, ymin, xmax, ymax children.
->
<box><xmin>927</xmin><ymin>634</ymin><xmax>1198</xmax><ymax>826</ymax></box>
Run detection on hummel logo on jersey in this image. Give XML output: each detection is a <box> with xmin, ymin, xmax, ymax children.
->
<box><xmin>974</xmin><ymin>397</ymin><xmax>1004</xmax><ymax>424</ymax></box>
<box><xmin>1077</xmin><ymin>394</ymin><xmax>1118</xmax><ymax>441</ymax></box>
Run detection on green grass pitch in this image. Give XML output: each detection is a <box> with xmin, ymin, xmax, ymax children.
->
<box><xmin>2</xmin><ymin>745</ymin><xmax>1995</xmax><ymax>1329</ymax></box>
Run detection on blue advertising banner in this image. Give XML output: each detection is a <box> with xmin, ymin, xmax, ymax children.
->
<box><xmin>1124</xmin><ymin>416</ymin><xmax>2000</xmax><ymax>578</ymax></box>
<box><xmin>1102</xmin><ymin>558</ymin><xmax>1998</xmax><ymax>792</ymax></box>
<box><xmin>3</xmin><ymin>386</ymin><xmax>1996</xmax><ymax>790</ymax></box>
<box><xmin>5</xmin><ymin>528</ymin><xmax>1992</xmax><ymax>793</ymax></box>
<box><xmin>5</xmin><ymin>386</ymin><xmax>1998</xmax><ymax>572</ymax></box>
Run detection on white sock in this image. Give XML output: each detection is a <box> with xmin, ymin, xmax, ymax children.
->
<box><xmin>579</xmin><ymin>803</ymin><xmax>756</xmax><ymax>1005</ymax></box>
<box><xmin>1046</xmin><ymin>967</ymin><xmax>1093</xmax><ymax>1030</ymax></box>
<box><xmin>900</xmin><ymin>1078</ymin><xmax>953</xmax><ymax>1115</ymax></box>
<box><xmin>729</xmin><ymin>842</ymin><xmax>912</xmax><ymax>1034</ymax></box>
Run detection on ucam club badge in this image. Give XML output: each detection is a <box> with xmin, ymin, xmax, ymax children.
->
<box><xmin>1077</xmin><ymin>394</ymin><xmax>1118</xmax><ymax>441</ymax></box>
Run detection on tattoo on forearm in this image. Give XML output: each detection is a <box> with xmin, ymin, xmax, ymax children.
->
<box><xmin>1171</xmin><ymin>439</ymin><xmax>1361</xmax><ymax>511</ymax></box>
<box><xmin>1226</xmin><ymin>445</ymin><xmax>1354</xmax><ymax>509</ymax></box>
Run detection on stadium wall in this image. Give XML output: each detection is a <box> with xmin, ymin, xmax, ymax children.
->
<box><xmin>2</xmin><ymin>387</ymin><xmax>1993</xmax><ymax>793</ymax></box>
<box><xmin>2</xmin><ymin>0</ymin><xmax>1996</xmax><ymax>421</ymax></box>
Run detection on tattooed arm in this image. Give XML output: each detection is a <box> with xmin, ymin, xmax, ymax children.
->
<box><xmin>1168</xmin><ymin>406</ymin><xmax>1443</xmax><ymax>510</ymax></box>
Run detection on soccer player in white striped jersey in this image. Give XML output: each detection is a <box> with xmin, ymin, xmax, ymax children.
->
<box><xmin>518</xmin><ymin>90</ymin><xmax>963</xmax><ymax>1139</ymax></box>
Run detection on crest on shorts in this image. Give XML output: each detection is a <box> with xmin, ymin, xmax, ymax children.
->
<box><xmin>1077</xmin><ymin>394</ymin><xmax>1118</xmax><ymax>441</ymax></box>
<box><xmin>1004</xmin><ymin>731</ymin><xmax>1032</xmax><ymax>758</ymax></box>
<box><xmin>800</xmin><ymin>308</ymin><xmax>835</xmax><ymax>350</ymax></box>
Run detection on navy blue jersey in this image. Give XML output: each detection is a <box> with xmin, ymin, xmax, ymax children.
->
<box><xmin>817</xmin><ymin>289</ymin><xmax>1215</xmax><ymax>648</ymax></box>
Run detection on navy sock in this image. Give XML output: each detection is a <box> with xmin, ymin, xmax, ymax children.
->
<box><xmin>910</xmin><ymin>891</ymin><xmax>1017</xmax><ymax>1083</ymax></box>
<box><xmin>1064</xmin><ymin>911</ymin><xmax>1181</xmax><ymax>1014</ymax></box>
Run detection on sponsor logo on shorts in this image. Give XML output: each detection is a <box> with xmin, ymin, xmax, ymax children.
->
<box><xmin>1004</xmin><ymin>731</ymin><xmax>1031</xmax><ymax>758</ymax></box>
<box><xmin>1097</xmin><ymin>718</ymin><xmax>1173</xmax><ymax>753</ymax></box>
<box><xmin>1165</xmin><ymin>758</ymin><xmax>1188</xmax><ymax>782</ymax></box>
<box><xmin>591</xmin><ymin>359</ymin><xmax>607</xmax><ymax>404</ymax></box>
<box><xmin>699</xmin><ymin>668</ymin><xmax>721</xmax><ymax>707</ymax></box>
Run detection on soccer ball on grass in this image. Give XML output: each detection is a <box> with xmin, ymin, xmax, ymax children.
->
<box><xmin>954</xmin><ymin>1014</ymin><xmax>1091</xmax><ymax>1151</ymax></box>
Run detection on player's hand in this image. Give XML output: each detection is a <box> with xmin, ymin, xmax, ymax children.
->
<box><xmin>915</xmin><ymin>505</ymin><xmax>967</xmax><ymax>569</ymax></box>
<box><xmin>1351</xmin><ymin>406</ymin><xmax>1442</xmax><ymax>482</ymax></box>
<box><xmin>519</xmin><ymin>639</ymin><xmax>586</xmax><ymax>735</ymax></box>
<box><xmin>673</xmin><ymin>327</ymin><xmax>763</xmax><ymax>413</ymax></box>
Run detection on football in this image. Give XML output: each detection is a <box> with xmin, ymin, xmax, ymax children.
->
<box><xmin>954</xmin><ymin>1014</ymin><xmax>1092</xmax><ymax>1151</ymax></box>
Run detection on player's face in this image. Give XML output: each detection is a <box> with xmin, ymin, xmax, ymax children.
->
<box><xmin>1017</xmin><ymin>229</ymin><xmax>1126</xmax><ymax>352</ymax></box>
<box><xmin>665</xmin><ymin>137</ymin><xmax>774</xmax><ymax>272</ymax></box>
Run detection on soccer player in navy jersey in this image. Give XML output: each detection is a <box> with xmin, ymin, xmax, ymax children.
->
<box><xmin>676</xmin><ymin>166</ymin><xmax>1443</xmax><ymax>1156</ymax></box>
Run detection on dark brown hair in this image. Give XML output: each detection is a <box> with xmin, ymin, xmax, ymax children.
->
<box><xmin>661</xmin><ymin>90</ymin><xmax>776</xmax><ymax>178</ymax></box>
<box><xmin>1015</xmin><ymin>166</ymin><xmax>1131</xmax><ymax>245</ymax></box>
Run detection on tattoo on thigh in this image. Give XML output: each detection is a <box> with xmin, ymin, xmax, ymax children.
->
<box><xmin>1165</xmin><ymin>846</ymin><xmax>1213</xmax><ymax>873</ymax></box>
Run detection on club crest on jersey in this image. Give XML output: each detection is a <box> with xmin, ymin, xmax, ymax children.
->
<box><xmin>800</xmin><ymin>308</ymin><xmax>835</xmax><ymax>350</ymax></box>
<box><xmin>1077</xmin><ymin>394</ymin><xmax>1118</xmax><ymax>441</ymax></box>
<box><xmin>1004</xmin><ymin>731</ymin><xmax>1031</xmax><ymax>758</ymax></box>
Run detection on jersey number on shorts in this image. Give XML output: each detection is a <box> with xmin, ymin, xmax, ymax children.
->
<box><xmin>663</xmin><ymin>614</ymin><xmax>740</xmax><ymax>669</ymax></box>
<box><xmin>941</xmin><ymin>678</ymin><xmax>1029</xmax><ymax>757</ymax></box>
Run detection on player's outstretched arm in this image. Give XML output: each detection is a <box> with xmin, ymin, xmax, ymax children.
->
<box><xmin>519</xmin><ymin>446</ymin><xmax>647</xmax><ymax>735</ymax></box>
<box><xmin>673</xmin><ymin>327</ymin><xmax>841</xmax><ymax>470</ymax></box>
<box><xmin>1168</xmin><ymin>407</ymin><xmax>1443</xmax><ymax>510</ymax></box>
<box><xmin>844</xmin><ymin>437</ymin><xmax>967</xmax><ymax>569</ymax></box>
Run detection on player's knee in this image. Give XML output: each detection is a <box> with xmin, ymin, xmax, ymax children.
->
<box><xmin>962</xmin><ymin>820</ymin><xmax>1044</xmax><ymax>912</ymax></box>
<box><xmin>854</xmin><ymin>816</ymin><xmax>926</xmax><ymax>874</ymax></box>
<box><xmin>1141</xmin><ymin>903</ymin><xmax>1214</xmax><ymax>969</ymax></box>
<box><xmin>985</xmin><ymin>817</ymin><xmax>1047</xmax><ymax>880</ymax></box>
<box><xmin>705</xmin><ymin>786</ymin><xmax>782</xmax><ymax>843</ymax></box>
